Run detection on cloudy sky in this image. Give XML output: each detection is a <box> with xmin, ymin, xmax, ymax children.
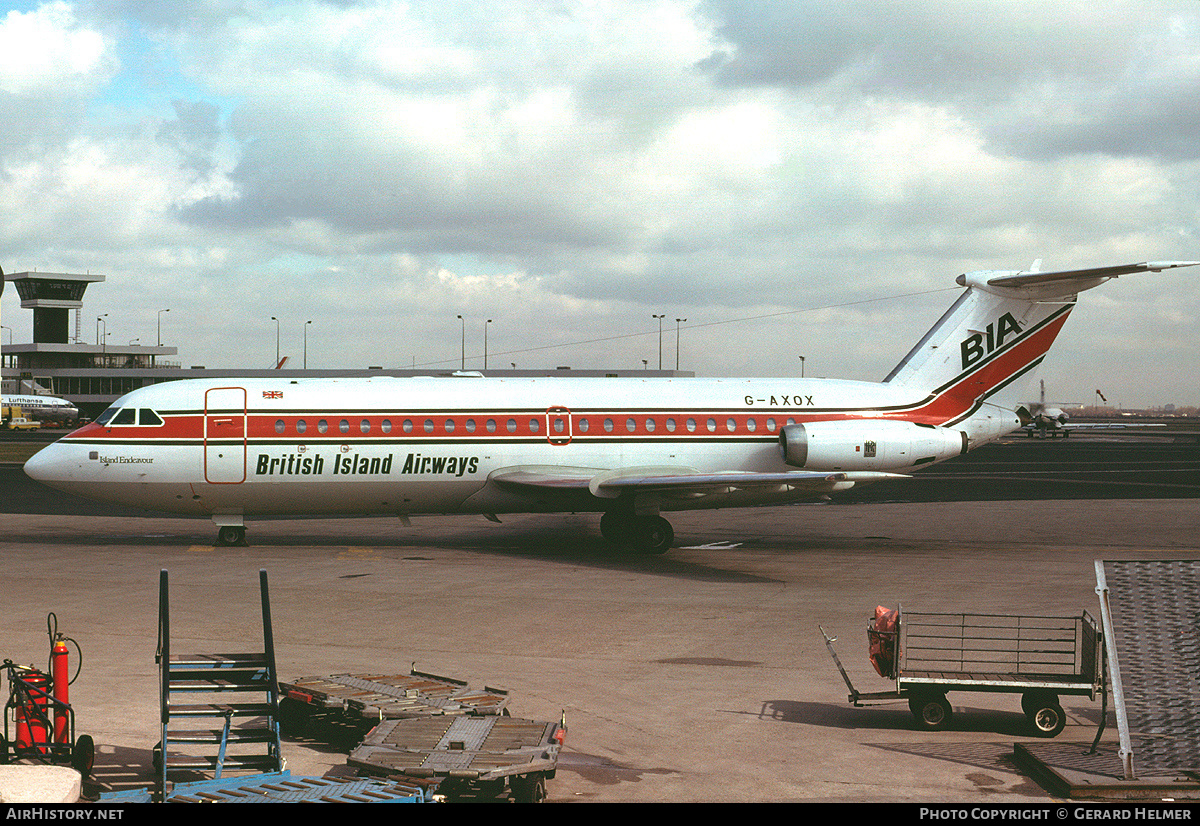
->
<box><xmin>1</xmin><ymin>0</ymin><xmax>1198</xmax><ymax>407</ymax></box>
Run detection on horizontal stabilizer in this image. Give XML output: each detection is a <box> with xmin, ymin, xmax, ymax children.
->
<box><xmin>979</xmin><ymin>260</ymin><xmax>1199</xmax><ymax>289</ymax></box>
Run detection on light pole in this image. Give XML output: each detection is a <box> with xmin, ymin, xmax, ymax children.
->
<box><xmin>652</xmin><ymin>314</ymin><xmax>665</xmax><ymax>370</ymax></box>
<box><xmin>675</xmin><ymin>318</ymin><xmax>687</xmax><ymax>371</ymax></box>
<box><xmin>456</xmin><ymin>315</ymin><xmax>465</xmax><ymax>370</ymax></box>
<box><xmin>799</xmin><ymin>355</ymin><xmax>805</xmax><ymax>378</ymax></box>
<box><xmin>96</xmin><ymin>315</ymin><xmax>108</xmax><ymax>362</ymax></box>
<box><xmin>270</xmin><ymin>316</ymin><xmax>280</xmax><ymax>367</ymax></box>
<box><xmin>303</xmin><ymin>320</ymin><xmax>312</xmax><ymax>369</ymax></box>
<box><xmin>157</xmin><ymin>309</ymin><xmax>169</xmax><ymax>346</ymax></box>
<box><xmin>484</xmin><ymin>319</ymin><xmax>492</xmax><ymax>370</ymax></box>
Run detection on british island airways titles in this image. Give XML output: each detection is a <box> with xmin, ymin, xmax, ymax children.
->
<box><xmin>255</xmin><ymin>452</ymin><xmax>480</xmax><ymax>477</ymax></box>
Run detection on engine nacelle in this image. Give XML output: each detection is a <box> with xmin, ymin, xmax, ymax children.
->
<box><xmin>778</xmin><ymin>419</ymin><xmax>968</xmax><ymax>471</ymax></box>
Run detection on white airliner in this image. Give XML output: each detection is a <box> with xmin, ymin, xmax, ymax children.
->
<box><xmin>23</xmin><ymin>261</ymin><xmax>1197</xmax><ymax>552</ymax></box>
<box><xmin>2</xmin><ymin>393</ymin><xmax>80</xmax><ymax>426</ymax></box>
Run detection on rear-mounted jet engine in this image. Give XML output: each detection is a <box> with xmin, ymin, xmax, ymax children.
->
<box><xmin>778</xmin><ymin>420</ymin><xmax>968</xmax><ymax>471</ymax></box>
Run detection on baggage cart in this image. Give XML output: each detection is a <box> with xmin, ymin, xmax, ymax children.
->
<box><xmin>820</xmin><ymin>607</ymin><xmax>1104</xmax><ymax>737</ymax></box>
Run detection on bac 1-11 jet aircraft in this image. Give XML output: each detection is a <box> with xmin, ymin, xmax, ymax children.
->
<box><xmin>23</xmin><ymin>261</ymin><xmax>1197</xmax><ymax>552</ymax></box>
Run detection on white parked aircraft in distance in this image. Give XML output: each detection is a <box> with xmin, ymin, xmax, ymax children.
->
<box><xmin>2</xmin><ymin>393</ymin><xmax>80</xmax><ymax>426</ymax></box>
<box><xmin>1017</xmin><ymin>381</ymin><xmax>1166</xmax><ymax>438</ymax></box>
<box><xmin>23</xmin><ymin>260</ymin><xmax>1197</xmax><ymax>552</ymax></box>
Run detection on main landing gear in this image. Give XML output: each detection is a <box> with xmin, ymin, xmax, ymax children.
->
<box><xmin>215</xmin><ymin>525</ymin><xmax>247</xmax><ymax>547</ymax></box>
<box><xmin>599</xmin><ymin>511</ymin><xmax>674</xmax><ymax>554</ymax></box>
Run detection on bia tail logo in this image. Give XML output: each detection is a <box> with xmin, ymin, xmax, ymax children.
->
<box><xmin>960</xmin><ymin>312</ymin><xmax>1023</xmax><ymax>370</ymax></box>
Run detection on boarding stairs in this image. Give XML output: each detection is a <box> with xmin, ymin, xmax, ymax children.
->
<box><xmin>155</xmin><ymin>569</ymin><xmax>283</xmax><ymax>800</ymax></box>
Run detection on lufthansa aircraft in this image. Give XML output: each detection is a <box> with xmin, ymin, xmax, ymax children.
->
<box><xmin>2</xmin><ymin>393</ymin><xmax>81</xmax><ymax>426</ymax></box>
<box><xmin>23</xmin><ymin>261</ymin><xmax>1197</xmax><ymax>552</ymax></box>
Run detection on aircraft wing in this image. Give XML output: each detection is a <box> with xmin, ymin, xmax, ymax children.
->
<box><xmin>491</xmin><ymin>466</ymin><xmax>906</xmax><ymax>498</ymax></box>
<box><xmin>1058</xmin><ymin>422</ymin><xmax>1164</xmax><ymax>430</ymax></box>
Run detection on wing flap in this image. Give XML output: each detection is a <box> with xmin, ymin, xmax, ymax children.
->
<box><xmin>490</xmin><ymin>466</ymin><xmax>907</xmax><ymax>497</ymax></box>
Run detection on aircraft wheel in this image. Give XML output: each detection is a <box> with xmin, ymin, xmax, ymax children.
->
<box><xmin>216</xmin><ymin>525</ymin><xmax>246</xmax><ymax>546</ymax></box>
<box><xmin>909</xmin><ymin>694</ymin><xmax>952</xmax><ymax>731</ymax></box>
<box><xmin>599</xmin><ymin>511</ymin><xmax>629</xmax><ymax>543</ymax></box>
<box><xmin>631</xmin><ymin>516</ymin><xmax>673</xmax><ymax>555</ymax></box>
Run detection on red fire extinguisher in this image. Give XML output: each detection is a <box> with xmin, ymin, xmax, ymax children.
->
<box><xmin>13</xmin><ymin>666</ymin><xmax>50</xmax><ymax>753</ymax></box>
<box><xmin>51</xmin><ymin>637</ymin><xmax>70</xmax><ymax>746</ymax></box>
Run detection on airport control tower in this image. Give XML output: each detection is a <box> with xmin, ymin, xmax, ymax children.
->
<box><xmin>5</xmin><ymin>270</ymin><xmax>105</xmax><ymax>344</ymax></box>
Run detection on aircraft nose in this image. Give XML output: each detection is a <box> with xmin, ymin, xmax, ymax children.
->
<box><xmin>24</xmin><ymin>443</ymin><xmax>69</xmax><ymax>485</ymax></box>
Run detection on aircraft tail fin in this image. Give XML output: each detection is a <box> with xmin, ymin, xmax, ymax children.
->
<box><xmin>883</xmin><ymin>261</ymin><xmax>1198</xmax><ymax>425</ymax></box>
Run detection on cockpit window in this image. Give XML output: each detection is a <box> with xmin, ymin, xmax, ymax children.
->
<box><xmin>139</xmin><ymin>409</ymin><xmax>164</xmax><ymax>427</ymax></box>
<box><xmin>96</xmin><ymin>407</ymin><xmax>118</xmax><ymax>426</ymax></box>
<box><xmin>111</xmin><ymin>408</ymin><xmax>136</xmax><ymax>425</ymax></box>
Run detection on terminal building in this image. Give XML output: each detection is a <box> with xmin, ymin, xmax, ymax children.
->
<box><xmin>2</xmin><ymin>269</ymin><xmax>690</xmax><ymax>420</ymax></box>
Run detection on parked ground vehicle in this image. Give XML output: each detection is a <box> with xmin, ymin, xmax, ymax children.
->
<box><xmin>821</xmin><ymin>607</ymin><xmax>1104</xmax><ymax>737</ymax></box>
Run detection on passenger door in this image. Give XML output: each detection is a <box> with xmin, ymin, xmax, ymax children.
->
<box><xmin>204</xmin><ymin>387</ymin><xmax>247</xmax><ymax>484</ymax></box>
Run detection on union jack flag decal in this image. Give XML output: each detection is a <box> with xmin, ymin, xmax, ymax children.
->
<box><xmin>262</xmin><ymin>390</ymin><xmax>283</xmax><ymax>399</ymax></box>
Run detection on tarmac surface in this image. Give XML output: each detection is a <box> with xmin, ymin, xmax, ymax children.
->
<box><xmin>2</xmin><ymin>431</ymin><xmax>1200</xmax><ymax>803</ymax></box>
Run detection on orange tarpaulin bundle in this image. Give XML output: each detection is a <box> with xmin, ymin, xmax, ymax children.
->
<box><xmin>868</xmin><ymin>606</ymin><xmax>899</xmax><ymax>678</ymax></box>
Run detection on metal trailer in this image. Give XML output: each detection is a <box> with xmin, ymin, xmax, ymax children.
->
<box><xmin>821</xmin><ymin>608</ymin><xmax>1104</xmax><ymax>737</ymax></box>
<box><xmin>348</xmin><ymin>714</ymin><xmax>565</xmax><ymax>803</ymax></box>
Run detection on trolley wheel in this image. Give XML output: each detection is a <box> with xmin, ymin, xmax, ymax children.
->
<box><xmin>909</xmin><ymin>695</ymin><xmax>953</xmax><ymax>731</ymax></box>
<box><xmin>0</xmin><ymin>733</ymin><xmax>7</xmax><ymax>764</ymax></box>
<box><xmin>1021</xmin><ymin>690</ymin><xmax>1058</xmax><ymax>718</ymax></box>
<box><xmin>1029</xmin><ymin>704</ymin><xmax>1067</xmax><ymax>738</ymax></box>
<box><xmin>510</xmin><ymin>773</ymin><xmax>547</xmax><ymax>803</ymax></box>
<box><xmin>277</xmin><ymin>697</ymin><xmax>311</xmax><ymax>735</ymax></box>
<box><xmin>71</xmin><ymin>734</ymin><xmax>95</xmax><ymax>776</ymax></box>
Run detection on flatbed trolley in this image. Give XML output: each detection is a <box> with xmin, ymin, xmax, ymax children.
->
<box><xmin>278</xmin><ymin>666</ymin><xmax>510</xmax><ymax>730</ymax></box>
<box><xmin>821</xmin><ymin>607</ymin><xmax>1105</xmax><ymax>736</ymax></box>
<box><xmin>348</xmin><ymin>713</ymin><xmax>565</xmax><ymax>803</ymax></box>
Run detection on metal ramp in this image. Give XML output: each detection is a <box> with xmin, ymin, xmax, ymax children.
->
<box><xmin>155</xmin><ymin>569</ymin><xmax>283</xmax><ymax>800</ymax></box>
<box><xmin>100</xmin><ymin>771</ymin><xmax>434</xmax><ymax>803</ymax></box>
<box><xmin>1095</xmin><ymin>559</ymin><xmax>1200</xmax><ymax>781</ymax></box>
